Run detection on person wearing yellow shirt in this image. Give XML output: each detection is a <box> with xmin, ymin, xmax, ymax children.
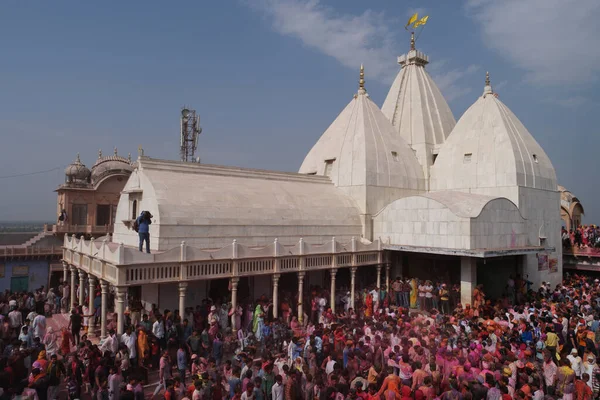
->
<box><xmin>546</xmin><ymin>327</ymin><xmax>559</xmax><ymax>362</ymax></box>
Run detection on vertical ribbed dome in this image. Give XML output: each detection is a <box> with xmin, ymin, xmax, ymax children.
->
<box><xmin>381</xmin><ymin>37</ymin><xmax>456</xmax><ymax>186</ymax></box>
<box><xmin>430</xmin><ymin>73</ymin><xmax>557</xmax><ymax>193</ymax></box>
<box><xmin>300</xmin><ymin>66</ymin><xmax>425</xmax><ymax>216</ymax></box>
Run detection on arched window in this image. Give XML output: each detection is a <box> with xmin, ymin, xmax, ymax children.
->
<box><xmin>131</xmin><ymin>200</ymin><xmax>137</xmax><ymax>220</ymax></box>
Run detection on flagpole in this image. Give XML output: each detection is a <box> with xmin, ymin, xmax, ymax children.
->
<box><xmin>415</xmin><ymin>23</ymin><xmax>427</xmax><ymax>42</ymax></box>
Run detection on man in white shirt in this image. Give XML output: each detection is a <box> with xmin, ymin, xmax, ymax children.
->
<box><xmin>567</xmin><ymin>348</ymin><xmax>583</xmax><ymax>378</ymax></box>
<box><xmin>418</xmin><ymin>282</ymin><xmax>426</xmax><ymax>310</ymax></box>
<box><xmin>121</xmin><ymin>326</ymin><xmax>138</xmax><ymax>365</ymax></box>
<box><xmin>32</xmin><ymin>313</ymin><xmax>46</xmax><ymax>339</ymax></box>
<box><xmin>424</xmin><ymin>281</ymin><xmax>433</xmax><ymax>311</ymax></box>
<box><xmin>152</xmin><ymin>315</ymin><xmax>165</xmax><ymax>349</ymax></box>
<box><xmin>100</xmin><ymin>330</ymin><xmax>115</xmax><ymax>355</ymax></box>
<box><xmin>272</xmin><ymin>375</ymin><xmax>284</xmax><ymax>400</ymax></box>
<box><xmin>325</xmin><ymin>356</ymin><xmax>337</xmax><ymax>375</ymax></box>
<box><xmin>8</xmin><ymin>308</ymin><xmax>22</xmax><ymax>333</ymax></box>
<box><xmin>100</xmin><ymin>329</ymin><xmax>119</xmax><ymax>356</ymax></box>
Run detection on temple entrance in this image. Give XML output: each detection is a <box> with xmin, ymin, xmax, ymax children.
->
<box><xmin>476</xmin><ymin>256</ymin><xmax>521</xmax><ymax>300</ymax></box>
<box><xmin>209</xmin><ymin>278</ymin><xmax>231</xmax><ymax>303</ymax></box>
<box><xmin>400</xmin><ymin>252</ymin><xmax>461</xmax><ymax>284</ymax></box>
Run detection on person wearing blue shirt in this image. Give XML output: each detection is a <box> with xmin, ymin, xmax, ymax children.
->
<box><xmin>177</xmin><ymin>343</ymin><xmax>187</xmax><ymax>384</ymax></box>
<box><xmin>136</xmin><ymin>211</ymin><xmax>153</xmax><ymax>253</ymax></box>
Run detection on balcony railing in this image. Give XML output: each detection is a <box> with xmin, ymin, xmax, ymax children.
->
<box><xmin>63</xmin><ymin>235</ymin><xmax>384</xmax><ymax>287</ymax></box>
<box><xmin>45</xmin><ymin>224</ymin><xmax>114</xmax><ymax>235</ymax></box>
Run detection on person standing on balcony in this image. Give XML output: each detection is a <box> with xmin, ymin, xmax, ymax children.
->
<box><xmin>58</xmin><ymin>209</ymin><xmax>67</xmax><ymax>226</ymax></box>
<box><xmin>135</xmin><ymin>211</ymin><xmax>153</xmax><ymax>254</ymax></box>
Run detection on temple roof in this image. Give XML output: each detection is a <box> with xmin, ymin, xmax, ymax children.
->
<box><xmin>430</xmin><ymin>72</ymin><xmax>557</xmax><ymax>192</ymax></box>
<box><xmin>381</xmin><ymin>35</ymin><xmax>456</xmax><ymax>150</ymax></box>
<box><xmin>111</xmin><ymin>157</ymin><xmax>364</xmax><ymax>249</ymax></box>
<box><xmin>299</xmin><ymin>65</ymin><xmax>425</xmax><ymax>213</ymax></box>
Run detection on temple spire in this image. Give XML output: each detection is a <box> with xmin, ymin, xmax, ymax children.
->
<box><xmin>358</xmin><ymin>64</ymin><xmax>366</xmax><ymax>95</ymax></box>
<box><xmin>98</xmin><ymin>149</ymin><xmax>102</xmax><ymax>158</ymax></box>
<box><xmin>114</xmin><ymin>147</ymin><xmax>118</xmax><ymax>156</ymax></box>
<box><xmin>483</xmin><ymin>71</ymin><xmax>493</xmax><ymax>96</ymax></box>
<box><xmin>410</xmin><ymin>32</ymin><xmax>415</xmax><ymax>51</ymax></box>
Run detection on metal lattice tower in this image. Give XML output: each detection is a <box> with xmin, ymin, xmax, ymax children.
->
<box><xmin>180</xmin><ymin>107</ymin><xmax>202</xmax><ymax>162</ymax></box>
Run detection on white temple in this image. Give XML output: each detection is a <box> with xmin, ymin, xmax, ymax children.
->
<box><xmin>62</xmin><ymin>35</ymin><xmax>561</xmax><ymax>336</ymax></box>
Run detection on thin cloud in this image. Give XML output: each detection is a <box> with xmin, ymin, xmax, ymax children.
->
<box><xmin>545</xmin><ymin>96</ymin><xmax>592</xmax><ymax>108</ymax></box>
<box><xmin>247</xmin><ymin>0</ymin><xmax>476</xmax><ymax>104</ymax></box>
<box><xmin>493</xmin><ymin>80</ymin><xmax>508</xmax><ymax>91</ymax></box>
<box><xmin>430</xmin><ymin>62</ymin><xmax>481</xmax><ymax>102</ymax></box>
<box><xmin>466</xmin><ymin>0</ymin><xmax>600</xmax><ymax>85</ymax></box>
<box><xmin>246</xmin><ymin>0</ymin><xmax>400</xmax><ymax>83</ymax></box>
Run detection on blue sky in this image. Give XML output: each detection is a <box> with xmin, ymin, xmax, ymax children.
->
<box><xmin>0</xmin><ymin>0</ymin><xmax>598</xmax><ymax>222</ymax></box>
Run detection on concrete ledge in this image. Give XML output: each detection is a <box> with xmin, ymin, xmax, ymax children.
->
<box><xmin>383</xmin><ymin>244</ymin><xmax>552</xmax><ymax>258</ymax></box>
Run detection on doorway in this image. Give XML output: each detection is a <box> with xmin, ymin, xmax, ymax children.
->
<box><xmin>11</xmin><ymin>276</ymin><xmax>28</xmax><ymax>292</ymax></box>
<box><xmin>96</xmin><ymin>204</ymin><xmax>111</xmax><ymax>226</ymax></box>
<box><xmin>72</xmin><ymin>204</ymin><xmax>88</xmax><ymax>225</ymax></box>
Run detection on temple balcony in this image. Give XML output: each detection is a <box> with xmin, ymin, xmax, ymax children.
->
<box><xmin>62</xmin><ymin>234</ymin><xmax>383</xmax><ymax>287</ymax></box>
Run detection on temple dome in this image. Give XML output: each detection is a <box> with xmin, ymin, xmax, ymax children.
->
<box><xmin>381</xmin><ymin>34</ymin><xmax>456</xmax><ymax>184</ymax></box>
<box><xmin>91</xmin><ymin>148</ymin><xmax>134</xmax><ymax>184</ymax></box>
<box><xmin>300</xmin><ymin>66</ymin><xmax>425</xmax><ymax>216</ymax></box>
<box><xmin>64</xmin><ymin>154</ymin><xmax>90</xmax><ymax>184</ymax></box>
<box><xmin>430</xmin><ymin>73</ymin><xmax>557</xmax><ymax>192</ymax></box>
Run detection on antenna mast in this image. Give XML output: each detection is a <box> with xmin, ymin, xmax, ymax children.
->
<box><xmin>180</xmin><ymin>107</ymin><xmax>202</xmax><ymax>162</ymax></box>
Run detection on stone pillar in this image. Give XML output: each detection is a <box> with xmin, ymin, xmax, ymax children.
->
<box><xmin>100</xmin><ymin>280</ymin><xmax>109</xmax><ymax>339</ymax></box>
<box><xmin>350</xmin><ymin>267</ymin><xmax>357</xmax><ymax>309</ymax></box>
<box><xmin>297</xmin><ymin>272</ymin><xmax>305</xmax><ymax>323</ymax></box>
<box><xmin>460</xmin><ymin>257</ymin><xmax>477</xmax><ymax>307</ymax></box>
<box><xmin>78</xmin><ymin>270</ymin><xmax>86</xmax><ymax>307</ymax></box>
<box><xmin>62</xmin><ymin>261</ymin><xmax>68</xmax><ymax>284</ymax></box>
<box><xmin>376</xmin><ymin>265</ymin><xmax>382</xmax><ymax>288</ymax></box>
<box><xmin>385</xmin><ymin>265</ymin><xmax>391</xmax><ymax>291</ymax></box>
<box><xmin>330</xmin><ymin>269</ymin><xmax>337</xmax><ymax>313</ymax></box>
<box><xmin>70</xmin><ymin>266</ymin><xmax>77</xmax><ymax>311</ymax></box>
<box><xmin>115</xmin><ymin>286</ymin><xmax>127</xmax><ymax>335</ymax></box>
<box><xmin>272</xmin><ymin>274</ymin><xmax>280</xmax><ymax>319</ymax></box>
<box><xmin>178</xmin><ymin>282</ymin><xmax>188</xmax><ymax>318</ymax></box>
<box><xmin>87</xmin><ymin>275</ymin><xmax>97</xmax><ymax>338</ymax></box>
<box><xmin>230</xmin><ymin>277</ymin><xmax>239</xmax><ymax>332</ymax></box>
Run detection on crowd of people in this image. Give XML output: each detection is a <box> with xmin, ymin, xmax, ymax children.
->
<box><xmin>562</xmin><ymin>226</ymin><xmax>600</xmax><ymax>250</ymax></box>
<box><xmin>3</xmin><ymin>272</ymin><xmax>600</xmax><ymax>400</ymax></box>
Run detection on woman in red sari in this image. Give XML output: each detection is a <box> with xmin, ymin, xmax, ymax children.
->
<box><xmin>365</xmin><ymin>292</ymin><xmax>373</xmax><ymax>318</ymax></box>
<box><xmin>60</xmin><ymin>327</ymin><xmax>73</xmax><ymax>356</ymax></box>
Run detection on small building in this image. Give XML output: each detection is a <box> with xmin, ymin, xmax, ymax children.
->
<box><xmin>54</xmin><ymin>149</ymin><xmax>134</xmax><ymax>236</ymax></box>
<box><xmin>0</xmin><ymin>149</ymin><xmax>133</xmax><ymax>293</ymax></box>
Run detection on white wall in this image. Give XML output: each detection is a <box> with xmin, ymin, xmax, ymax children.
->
<box><xmin>373</xmin><ymin>196</ymin><xmax>470</xmax><ymax>248</ymax></box>
<box><xmin>373</xmin><ymin>195</ymin><xmax>526</xmax><ymax>250</ymax></box>
<box><xmin>519</xmin><ymin>187</ymin><xmax>562</xmax><ymax>288</ymax></box>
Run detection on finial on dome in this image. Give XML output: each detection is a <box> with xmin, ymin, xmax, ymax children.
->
<box><xmin>483</xmin><ymin>71</ymin><xmax>493</xmax><ymax>96</ymax></box>
<box><xmin>410</xmin><ymin>32</ymin><xmax>415</xmax><ymax>51</ymax></box>
<box><xmin>76</xmin><ymin>153</ymin><xmax>81</xmax><ymax>163</ymax></box>
<box><xmin>358</xmin><ymin>64</ymin><xmax>366</xmax><ymax>95</ymax></box>
<box><xmin>114</xmin><ymin>147</ymin><xmax>118</xmax><ymax>156</ymax></box>
<box><xmin>98</xmin><ymin>149</ymin><xmax>102</xmax><ymax>158</ymax></box>
<box><xmin>138</xmin><ymin>145</ymin><xmax>144</xmax><ymax>158</ymax></box>
<box><xmin>128</xmin><ymin>153</ymin><xmax>131</xmax><ymax>162</ymax></box>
